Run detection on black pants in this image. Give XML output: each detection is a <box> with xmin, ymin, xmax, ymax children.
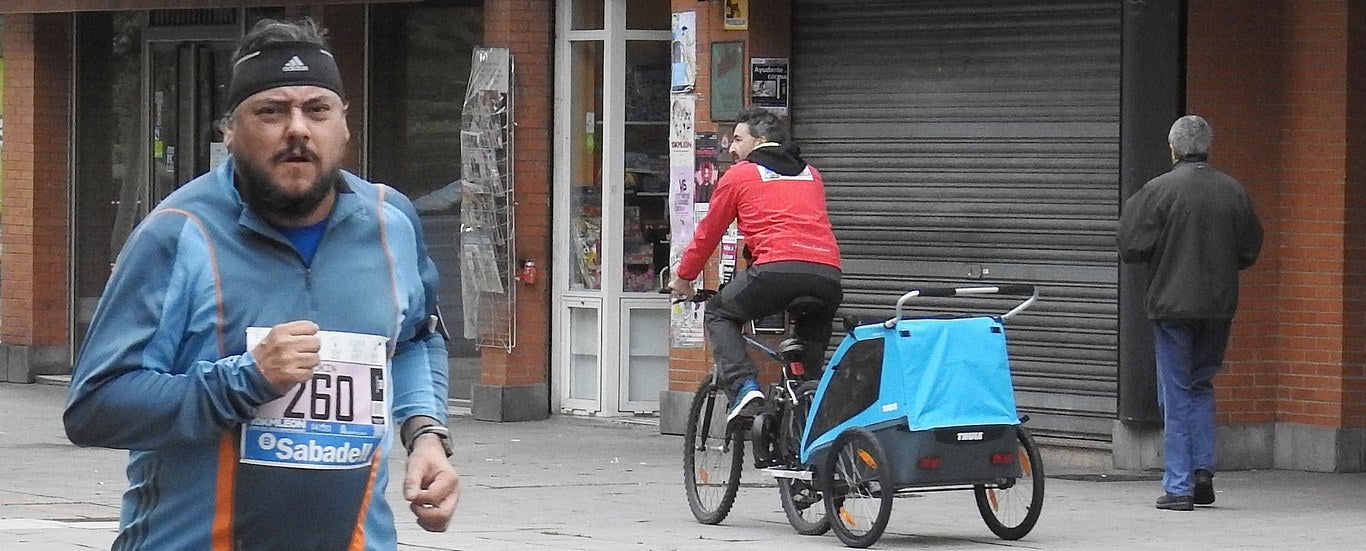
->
<box><xmin>704</xmin><ymin>261</ymin><xmax>842</xmax><ymax>398</ymax></box>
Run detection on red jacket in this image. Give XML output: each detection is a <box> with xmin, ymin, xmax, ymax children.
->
<box><xmin>677</xmin><ymin>152</ymin><xmax>841</xmax><ymax>280</ymax></box>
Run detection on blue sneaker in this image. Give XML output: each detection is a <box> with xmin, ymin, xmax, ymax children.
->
<box><xmin>727</xmin><ymin>378</ymin><xmax>765</xmax><ymax>424</ymax></box>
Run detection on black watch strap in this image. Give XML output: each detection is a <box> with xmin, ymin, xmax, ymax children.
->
<box><xmin>400</xmin><ymin>416</ymin><xmax>452</xmax><ymax>457</ymax></box>
<box><xmin>405</xmin><ymin>424</ymin><xmax>453</xmax><ymax>457</ymax></box>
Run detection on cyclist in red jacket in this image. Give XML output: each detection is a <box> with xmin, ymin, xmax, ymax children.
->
<box><xmin>669</xmin><ymin>107</ymin><xmax>843</xmax><ymax>424</ymax></box>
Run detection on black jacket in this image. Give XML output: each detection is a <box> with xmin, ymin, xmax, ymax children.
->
<box><xmin>1118</xmin><ymin>159</ymin><xmax>1263</xmax><ymax>319</ymax></box>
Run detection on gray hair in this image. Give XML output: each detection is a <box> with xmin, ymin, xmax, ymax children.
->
<box><xmin>736</xmin><ymin>107</ymin><xmax>788</xmax><ymax>144</ymax></box>
<box><xmin>233</xmin><ymin>17</ymin><xmax>330</xmax><ymax>62</ymax></box>
<box><xmin>1168</xmin><ymin>115</ymin><xmax>1213</xmax><ymax>158</ymax></box>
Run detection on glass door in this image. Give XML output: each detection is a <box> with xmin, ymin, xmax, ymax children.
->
<box><xmin>615</xmin><ymin>37</ymin><xmax>670</xmax><ymax>413</ymax></box>
<box><xmin>73</xmin><ymin>14</ymin><xmax>234</xmax><ymax>355</ymax></box>
<box><xmin>73</xmin><ymin>12</ymin><xmax>146</xmax><ymax>353</ymax></box>
<box><xmin>148</xmin><ymin>40</ymin><xmax>234</xmax><ymax>203</ymax></box>
<box><xmin>554</xmin><ymin>0</ymin><xmax>670</xmax><ymax>415</ymax></box>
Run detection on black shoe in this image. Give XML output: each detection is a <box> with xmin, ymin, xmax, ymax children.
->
<box><xmin>1194</xmin><ymin>470</ymin><xmax>1215</xmax><ymax>505</ymax></box>
<box><xmin>1155</xmin><ymin>493</ymin><xmax>1194</xmax><ymax>511</ymax></box>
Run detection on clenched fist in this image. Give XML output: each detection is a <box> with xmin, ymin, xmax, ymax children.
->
<box><xmin>252</xmin><ymin>320</ymin><xmax>322</xmax><ymax>392</ymax></box>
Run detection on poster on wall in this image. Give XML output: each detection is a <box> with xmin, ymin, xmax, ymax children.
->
<box><xmin>750</xmin><ymin>57</ymin><xmax>790</xmax><ymax>116</ymax></box>
<box><xmin>719</xmin><ymin>233</ymin><xmax>740</xmax><ymax>286</ymax></box>
<box><xmin>694</xmin><ymin>131</ymin><xmax>719</xmax><ymax>204</ymax></box>
<box><xmin>669</xmin><ymin>95</ymin><xmax>697</xmax><ymax>264</ymax></box>
<box><xmin>724</xmin><ymin>0</ymin><xmax>749</xmax><ymax>30</ymax></box>
<box><xmin>669</xmin><ymin>94</ymin><xmax>702</xmax><ymax>347</ymax></box>
<box><xmin>671</xmin><ymin>300</ymin><xmax>705</xmax><ymax>348</ymax></box>
<box><xmin>709</xmin><ymin>41</ymin><xmax>745</xmax><ymax>121</ymax></box>
<box><xmin>671</xmin><ymin>12</ymin><xmax>697</xmax><ymax>92</ymax></box>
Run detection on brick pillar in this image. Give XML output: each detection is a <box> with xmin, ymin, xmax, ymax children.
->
<box><xmin>1</xmin><ymin>14</ymin><xmax>71</xmax><ymax>383</ymax></box>
<box><xmin>1190</xmin><ymin>0</ymin><xmax>1362</xmax><ymax>472</ymax></box>
<box><xmin>472</xmin><ymin>0</ymin><xmax>554</xmax><ymax>421</ymax></box>
<box><xmin>659</xmin><ymin>0</ymin><xmax>792</xmax><ymax>435</ymax></box>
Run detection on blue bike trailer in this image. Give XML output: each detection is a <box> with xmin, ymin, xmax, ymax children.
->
<box><xmin>799</xmin><ymin>285</ymin><xmax>1037</xmax><ymax>486</ymax></box>
<box><xmin>800</xmin><ymin>314</ymin><xmax>1020</xmax><ymax>457</ymax></box>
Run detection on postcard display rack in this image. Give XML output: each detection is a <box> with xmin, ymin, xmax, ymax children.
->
<box><xmin>459</xmin><ymin>47</ymin><xmax>516</xmax><ymax>350</ymax></box>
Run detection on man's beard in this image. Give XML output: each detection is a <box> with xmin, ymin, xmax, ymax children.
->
<box><xmin>234</xmin><ymin>146</ymin><xmax>340</xmax><ymax>224</ymax></box>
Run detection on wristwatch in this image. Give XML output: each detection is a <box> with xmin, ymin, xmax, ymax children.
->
<box><xmin>401</xmin><ymin>418</ymin><xmax>454</xmax><ymax>457</ymax></box>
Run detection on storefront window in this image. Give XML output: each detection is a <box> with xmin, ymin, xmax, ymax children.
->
<box><xmin>571</xmin><ymin>0</ymin><xmax>604</xmax><ymax>30</ymax></box>
<box><xmin>73</xmin><ymin>12</ymin><xmax>146</xmax><ymax>350</ymax></box>
<box><xmin>368</xmin><ymin>2</ymin><xmax>485</xmax><ymax>399</ymax></box>
<box><xmin>570</xmin><ymin>40</ymin><xmax>604</xmax><ymax>290</ymax></box>
<box><xmin>620</xmin><ymin>40</ymin><xmax>669</xmax><ymax>292</ymax></box>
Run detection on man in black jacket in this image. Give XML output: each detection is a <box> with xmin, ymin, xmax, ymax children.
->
<box><xmin>1118</xmin><ymin>115</ymin><xmax>1263</xmax><ymax>511</ymax></box>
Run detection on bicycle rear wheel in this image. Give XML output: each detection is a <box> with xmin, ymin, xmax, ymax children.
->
<box><xmin>820</xmin><ymin>428</ymin><xmax>893</xmax><ymax>548</ymax></box>
<box><xmin>683</xmin><ymin>374</ymin><xmax>744</xmax><ymax>525</ymax></box>
<box><xmin>777</xmin><ymin>391</ymin><xmax>828</xmax><ymax>535</ymax></box>
<box><xmin>974</xmin><ymin>425</ymin><xmax>1045</xmax><ymax>540</ymax></box>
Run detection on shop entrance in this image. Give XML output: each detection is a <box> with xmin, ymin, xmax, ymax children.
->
<box><xmin>71</xmin><ymin>12</ymin><xmax>238</xmax><ymax>354</ymax></box>
<box><xmin>147</xmin><ymin>40</ymin><xmax>234</xmax><ymax>203</ymax></box>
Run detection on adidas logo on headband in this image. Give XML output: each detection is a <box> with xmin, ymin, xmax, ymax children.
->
<box><xmin>282</xmin><ymin>56</ymin><xmax>309</xmax><ymax>72</ymax></box>
<box><xmin>227</xmin><ymin>41</ymin><xmax>344</xmax><ymax>110</ymax></box>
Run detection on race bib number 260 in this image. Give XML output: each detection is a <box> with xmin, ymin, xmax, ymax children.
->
<box><xmin>240</xmin><ymin>329</ymin><xmax>390</xmax><ymax>470</ymax></box>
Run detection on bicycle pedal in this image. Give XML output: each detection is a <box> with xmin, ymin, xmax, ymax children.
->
<box><xmin>794</xmin><ymin>489</ymin><xmax>821</xmax><ymax>509</ymax></box>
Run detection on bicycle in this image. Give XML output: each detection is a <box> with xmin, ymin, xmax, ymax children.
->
<box><xmin>679</xmin><ymin>284</ymin><xmax>1046</xmax><ymax>549</ymax></box>
<box><xmin>677</xmin><ymin>289</ymin><xmax>832</xmax><ymax>535</ymax></box>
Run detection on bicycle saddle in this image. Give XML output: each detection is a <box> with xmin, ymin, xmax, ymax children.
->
<box><xmin>785</xmin><ymin>296</ymin><xmax>826</xmax><ymax>319</ymax></box>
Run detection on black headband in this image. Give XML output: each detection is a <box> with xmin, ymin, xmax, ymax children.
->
<box><xmin>227</xmin><ymin>41</ymin><xmax>344</xmax><ymax>112</ymax></box>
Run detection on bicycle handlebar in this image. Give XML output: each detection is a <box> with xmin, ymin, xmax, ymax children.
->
<box><xmin>659</xmin><ymin>288</ymin><xmax>717</xmax><ymax>304</ymax></box>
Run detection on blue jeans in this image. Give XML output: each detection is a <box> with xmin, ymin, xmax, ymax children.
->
<box><xmin>1153</xmin><ymin>319</ymin><xmax>1232</xmax><ymax>496</ymax></box>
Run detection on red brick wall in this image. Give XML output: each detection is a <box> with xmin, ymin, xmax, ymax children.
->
<box><xmin>667</xmin><ymin>0</ymin><xmax>722</xmax><ymax>392</ymax></box>
<box><xmin>480</xmin><ymin>0</ymin><xmax>553</xmax><ymax>387</ymax></box>
<box><xmin>1</xmin><ymin>14</ymin><xmax>71</xmax><ymax>348</ymax></box>
<box><xmin>1188</xmin><ymin>0</ymin><xmax>1351</xmax><ymax>428</ymax></box>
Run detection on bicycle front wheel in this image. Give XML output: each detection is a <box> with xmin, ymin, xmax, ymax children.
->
<box><xmin>683</xmin><ymin>374</ymin><xmax>744</xmax><ymax>525</ymax></box>
<box><xmin>974</xmin><ymin>425</ymin><xmax>1045</xmax><ymax>540</ymax></box>
<box><xmin>779</xmin><ymin>476</ymin><xmax>829</xmax><ymax>535</ymax></box>
<box><xmin>777</xmin><ymin>393</ymin><xmax>828</xmax><ymax>535</ymax></box>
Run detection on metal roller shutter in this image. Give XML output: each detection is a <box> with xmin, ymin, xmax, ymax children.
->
<box><xmin>792</xmin><ymin>0</ymin><xmax>1121</xmax><ymax>445</ymax></box>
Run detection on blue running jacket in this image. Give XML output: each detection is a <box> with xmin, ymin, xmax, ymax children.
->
<box><xmin>64</xmin><ymin>161</ymin><xmax>450</xmax><ymax>551</ymax></box>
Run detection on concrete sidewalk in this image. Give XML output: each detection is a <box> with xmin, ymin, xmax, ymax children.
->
<box><xmin>2</xmin><ymin>382</ymin><xmax>1363</xmax><ymax>550</ymax></box>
